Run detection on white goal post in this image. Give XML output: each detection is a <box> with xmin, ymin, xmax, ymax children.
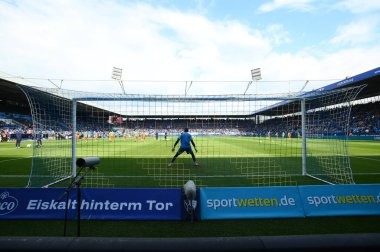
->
<box><xmin>19</xmin><ymin>84</ymin><xmax>364</xmax><ymax>188</ymax></box>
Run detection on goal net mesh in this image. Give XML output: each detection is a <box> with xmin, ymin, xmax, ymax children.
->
<box><xmin>19</xmin><ymin>84</ymin><xmax>363</xmax><ymax>188</ymax></box>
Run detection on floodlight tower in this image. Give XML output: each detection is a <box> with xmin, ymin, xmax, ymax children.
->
<box><xmin>299</xmin><ymin>80</ymin><xmax>309</xmax><ymax>92</ymax></box>
<box><xmin>244</xmin><ymin>68</ymin><xmax>262</xmax><ymax>95</ymax></box>
<box><xmin>112</xmin><ymin>67</ymin><xmax>126</xmax><ymax>95</ymax></box>
<box><xmin>185</xmin><ymin>81</ymin><xmax>193</xmax><ymax>96</ymax></box>
<box><xmin>48</xmin><ymin>79</ymin><xmax>63</xmax><ymax>89</ymax></box>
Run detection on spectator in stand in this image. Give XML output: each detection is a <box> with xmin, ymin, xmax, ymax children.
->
<box><xmin>2</xmin><ymin>129</ymin><xmax>8</xmax><ymax>142</ymax></box>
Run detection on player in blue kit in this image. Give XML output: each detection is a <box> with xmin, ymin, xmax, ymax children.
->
<box><xmin>168</xmin><ymin>128</ymin><xmax>199</xmax><ymax>167</ymax></box>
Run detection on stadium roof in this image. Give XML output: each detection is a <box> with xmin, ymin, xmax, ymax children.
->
<box><xmin>253</xmin><ymin>66</ymin><xmax>380</xmax><ymax>116</ymax></box>
<box><xmin>1</xmin><ymin>66</ymin><xmax>379</xmax><ymax>118</ymax></box>
<box><xmin>318</xmin><ymin>66</ymin><xmax>380</xmax><ymax>99</ymax></box>
<box><xmin>0</xmin><ymin>80</ymin><xmax>121</xmax><ymax>120</ymax></box>
<box><xmin>0</xmin><ymin>79</ymin><xmax>30</xmax><ymax>115</ymax></box>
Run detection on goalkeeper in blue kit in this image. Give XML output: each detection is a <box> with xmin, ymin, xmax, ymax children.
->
<box><xmin>168</xmin><ymin>128</ymin><xmax>199</xmax><ymax>167</ymax></box>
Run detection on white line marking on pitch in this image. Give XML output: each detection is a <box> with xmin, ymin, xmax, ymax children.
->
<box><xmin>351</xmin><ymin>156</ymin><xmax>380</xmax><ymax>162</ymax></box>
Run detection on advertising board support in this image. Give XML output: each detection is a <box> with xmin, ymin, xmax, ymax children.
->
<box><xmin>58</xmin><ymin>157</ymin><xmax>99</xmax><ymax>237</ymax></box>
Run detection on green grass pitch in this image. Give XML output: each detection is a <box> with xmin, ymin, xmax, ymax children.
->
<box><xmin>0</xmin><ymin>136</ymin><xmax>380</xmax><ymax>187</ymax></box>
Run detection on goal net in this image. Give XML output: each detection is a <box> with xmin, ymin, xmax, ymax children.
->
<box><xmin>19</xmin><ymin>84</ymin><xmax>364</xmax><ymax>188</ymax></box>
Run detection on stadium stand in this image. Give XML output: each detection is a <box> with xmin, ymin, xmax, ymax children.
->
<box><xmin>1</xmin><ymin>68</ymin><xmax>380</xmax><ymax>141</ymax></box>
<box><xmin>1</xmin><ymin>67</ymin><xmax>380</xmax><ymax>251</ymax></box>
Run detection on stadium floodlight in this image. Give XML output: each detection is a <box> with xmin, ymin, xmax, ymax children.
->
<box><xmin>111</xmin><ymin>67</ymin><xmax>126</xmax><ymax>95</ymax></box>
<box><xmin>251</xmin><ymin>68</ymin><xmax>262</xmax><ymax>81</ymax></box>
<box><xmin>111</xmin><ymin>67</ymin><xmax>122</xmax><ymax>80</ymax></box>
<box><xmin>244</xmin><ymin>68</ymin><xmax>261</xmax><ymax>94</ymax></box>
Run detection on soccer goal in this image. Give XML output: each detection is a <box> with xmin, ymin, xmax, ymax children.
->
<box><xmin>19</xmin><ymin>84</ymin><xmax>364</xmax><ymax>188</ymax></box>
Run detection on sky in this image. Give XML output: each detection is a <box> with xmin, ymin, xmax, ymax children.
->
<box><xmin>0</xmin><ymin>0</ymin><xmax>379</xmax><ymax>95</ymax></box>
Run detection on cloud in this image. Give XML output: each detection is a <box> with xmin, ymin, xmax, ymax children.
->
<box><xmin>0</xmin><ymin>0</ymin><xmax>379</xmax><ymax>97</ymax></box>
<box><xmin>0</xmin><ymin>1</ymin><xmax>273</xmax><ymax>94</ymax></box>
<box><xmin>330</xmin><ymin>16</ymin><xmax>380</xmax><ymax>46</ymax></box>
<box><xmin>265</xmin><ymin>24</ymin><xmax>291</xmax><ymax>45</ymax></box>
<box><xmin>334</xmin><ymin>0</ymin><xmax>380</xmax><ymax>14</ymax></box>
<box><xmin>258</xmin><ymin>0</ymin><xmax>315</xmax><ymax>12</ymax></box>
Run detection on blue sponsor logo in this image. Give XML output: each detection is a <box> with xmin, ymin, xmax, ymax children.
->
<box><xmin>336</xmin><ymin>77</ymin><xmax>354</xmax><ymax>87</ymax></box>
<box><xmin>299</xmin><ymin>184</ymin><xmax>380</xmax><ymax>217</ymax></box>
<box><xmin>0</xmin><ymin>188</ymin><xmax>182</xmax><ymax>220</ymax></box>
<box><xmin>200</xmin><ymin>187</ymin><xmax>304</xmax><ymax>220</ymax></box>
<box><xmin>0</xmin><ymin>191</ymin><xmax>19</xmax><ymax>216</ymax></box>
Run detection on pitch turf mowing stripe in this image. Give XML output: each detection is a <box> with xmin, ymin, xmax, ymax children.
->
<box><xmin>0</xmin><ymin>157</ymin><xmax>32</xmax><ymax>163</ymax></box>
<box><xmin>1</xmin><ymin>138</ymin><xmax>380</xmax><ymax>187</ymax></box>
<box><xmin>0</xmin><ymin>175</ymin><xmax>30</xmax><ymax>177</ymax></box>
<box><xmin>351</xmin><ymin>156</ymin><xmax>380</xmax><ymax>162</ymax></box>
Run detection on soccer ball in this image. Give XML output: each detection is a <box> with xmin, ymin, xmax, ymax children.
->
<box><xmin>183</xmin><ymin>180</ymin><xmax>196</xmax><ymax>200</ymax></box>
<box><xmin>26</xmin><ymin>144</ymin><xmax>32</xmax><ymax>148</ymax></box>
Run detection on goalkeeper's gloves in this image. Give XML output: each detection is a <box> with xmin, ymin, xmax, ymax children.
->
<box><xmin>171</xmin><ymin>147</ymin><xmax>175</xmax><ymax>152</ymax></box>
<box><xmin>194</xmin><ymin>147</ymin><xmax>198</xmax><ymax>152</ymax></box>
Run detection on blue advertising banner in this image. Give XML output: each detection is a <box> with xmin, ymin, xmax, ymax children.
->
<box><xmin>299</xmin><ymin>184</ymin><xmax>380</xmax><ymax>217</ymax></box>
<box><xmin>0</xmin><ymin>188</ymin><xmax>182</xmax><ymax>220</ymax></box>
<box><xmin>200</xmin><ymin>187</ymin><xmax>304</xmax><ymax>220</ymax></box>
<box><xmin>2</xmin><ymin>184</ymin><xmax>380</xmax><ymax>220</ymax></box>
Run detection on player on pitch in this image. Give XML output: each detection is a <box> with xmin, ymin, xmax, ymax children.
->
<box><xmin>168</xmin><ymin>128</ymin><xmax>199</xmax><ymax>167</ymax></box>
